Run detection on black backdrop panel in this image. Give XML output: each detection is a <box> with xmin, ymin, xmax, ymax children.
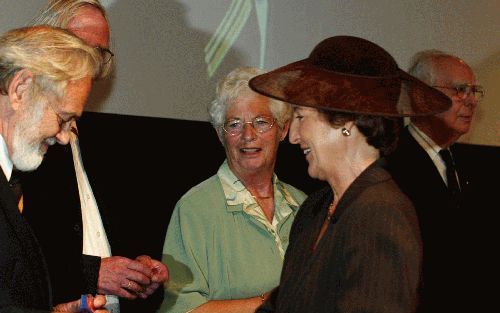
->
<box><xmin>28</xmin><ymin>112</ymin><xmax>497</xmax><ymax>312</ymax></box>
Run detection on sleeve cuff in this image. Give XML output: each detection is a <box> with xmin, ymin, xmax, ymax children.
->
<box><xmin>82</xmin><ymin>254</ymin><xmax>101</xmax><ymax>294</ymax></box>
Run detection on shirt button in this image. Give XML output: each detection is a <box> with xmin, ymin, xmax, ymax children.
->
<box><xmin>97</xmin><ymin>231</ymin><xmax>101</xmax><ymax>237</ymax></box>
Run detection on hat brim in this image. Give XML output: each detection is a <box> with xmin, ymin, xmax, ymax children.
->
<box><xmin>249</xmin><ymin>60</ymin><xmax>451</xmax><ymax>117</ymax></box>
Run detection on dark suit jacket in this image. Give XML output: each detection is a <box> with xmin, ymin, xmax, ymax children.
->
<box><xmin>21</xmin><ymin>138</ymin><xmax>164</xmax><ymax>313</ymax></box>
<box><xmin>0</xmin><ymin>170</ymin><xmax>52</xmax><ymax>312</ymax></box>
<box><xmin>258</xmin><ymin>159</ymin><xmax>423</xmax><ymax>313</ymax></box>
<box><xmin>21</xmin><ymin>144</ymin><xmax>102</xmax><ymax>304</ymax></box>
<box><xmin>385</xmin><ymin>127</ymin><xmax>496</xmax><ymax>311</ymax></box>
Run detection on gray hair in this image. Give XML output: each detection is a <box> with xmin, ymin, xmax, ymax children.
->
<box><xmin>0</xmin><ymin>25</ymin><xmax>102</xmax><ymax>97</ymax></box>
<box><xmin>30</xmin><ymin>0</ymin><xmax>112</xmax><ymax>78</ymax></box>
<box><xmin>30</xmin><ymin>0</ymin><xmax>107</xmax><ymax>28</ymax></box>
<box><xmin>408</xmin><ymin>49</ymin><xmax>463</xmax><ymax>85</ymax></box>
<box><xmin>208</xmin><ymin>66</ymin><xmax>292</xmax><ymax>131</ymax></box>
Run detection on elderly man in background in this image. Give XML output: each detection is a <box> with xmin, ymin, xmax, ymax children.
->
<box><xmin>386</xmin><ymin>50</ymin><xmax>487</xmax><ymax>311</ymax></box>
<box><xmin>20</xmin><ymin>1</ymin><xmax>168</xmax><ymax>313</ymax></box>
<box><xmin>0</xmin><ymin>25</ymin><xmax>107</xmax><ymax>313</ymax></box>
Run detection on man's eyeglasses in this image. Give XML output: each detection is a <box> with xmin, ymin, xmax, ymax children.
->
<box><xmin>96</xmin><ymin>46</ymin><xmax>114</xmax><ymax>64</ymax></box>
<box><xmin>432</xmin><ymin>84</ymin><xmax>485</xmax><ymax>101</ymax></box>
<box><xmin>222</xmin><ymin>116</ymin><xmax>276</xmax><ymax>136</ymax></box>
<box><xmin>48</xmin><ymin>103</ymin><xmax>76</xmax><ymax>133</ymax></box>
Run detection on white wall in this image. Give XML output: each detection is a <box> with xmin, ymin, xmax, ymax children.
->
<box><xmin>1</xmin><ymin>0</ymin><xmax>498</xmax><ymax>146</ymax></box>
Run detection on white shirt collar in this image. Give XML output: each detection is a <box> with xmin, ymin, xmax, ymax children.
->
<box><xmin>408</xmin><ymin>123</ymin><xmax>441</xmax><ymax>157</ymax></box>
<box><xmin>408</xmin><ymin>123</ymin><xmax>447</xmax><ymax>183</ymax></box>
<box><xmin>0</xmin><ymin>134</ymin><xmax>14</xmax><ymax>181</ymax></box>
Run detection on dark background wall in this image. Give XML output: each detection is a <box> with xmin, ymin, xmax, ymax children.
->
<box><xmin>29</xmin><ymin>111</ymin><xmax>498</xmax><ymax>311</ymax></box>
<box><xmin>70</xmin><ymin>112</ymin><xmax>497</xmax><ymax>264</ymax></box>
<box><xmin>71</xmin><ymin>112</ymin><xmax>325</xmax><ymax>259</ymax></box>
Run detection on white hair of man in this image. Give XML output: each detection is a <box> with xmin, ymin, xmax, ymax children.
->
<box><xmin>0</xmin><ymin>25</ymin><xmax>101</xmax><ymax>97</ymax></box>
<box><xmin>0</xmin><ymin>25</ymin><xmax>101</xmax><ymax>171</ymax></box>
<box><xmin>30</xmin><ymin>0</ymin><xmax>112</xmax><ymax>78</ymax></box>
<box><xmin>408</xmin><ymin>49</ymin><xmax>463</xmax><ymax>85</ymax></box>
<box><xmin>30</xmin><ymin>0</ymin><xmax>108</xmax><ymax>28</ymax></box>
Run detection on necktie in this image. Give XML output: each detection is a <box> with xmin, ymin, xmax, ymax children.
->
<box><xmin>439</xmin><ymin>149</ymin><xmax>461</xmax><ymax>197</ymax></box>
<box><xmin>9</xmin><ymin>170</ymin><xmax>23</xmax><ymax>212</ymax></box>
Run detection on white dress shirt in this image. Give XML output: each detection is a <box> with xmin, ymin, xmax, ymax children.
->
<box><xmin>69</xmin><ymin>125</ymin><xmax>119</xmax><ymax>313</ymax></box>
<box><xmin>0</xmin><ymin>134</ymin><xmax>14</xmax><ymax>181</ymax></box>
<box><xmin>408</xmin><ymin>123</ymin><xmax>449</xmax><ymax>185</ymax></box>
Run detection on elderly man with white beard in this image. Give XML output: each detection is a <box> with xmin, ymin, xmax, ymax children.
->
<box><xmin>0</xmin><ymin>25</ymin><xmax>108</xmax><ymax>313</ymax></box>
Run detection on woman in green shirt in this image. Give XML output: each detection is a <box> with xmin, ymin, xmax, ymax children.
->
<box><xmin>159</xmin><ymin>67</ymin><xmax>306</xmax><ymax>313</ymax></box>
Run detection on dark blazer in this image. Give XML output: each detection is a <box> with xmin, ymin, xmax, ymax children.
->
<box><xmin>21</xmin><ymin>138</ymin><xmax>164</xmax><ymax>313</ymax></box>
<box><xmin>385</xmin><ymin>127</ymin><xmax>495</xmax><ymax>311</ymax></box>
<box><xmin>21</xmin><ymin>144</ymin><xmax>101</xmax><ymax>304</ymax></box>
<box><xmin>258</xmin><ymin>159</ymin><xmax>423</xmax><ymax>313</ymax></box>
<box><xmin>0</xmin><ymin>170</ymin><xmax>52</xmax><ymax>312</ymax></box>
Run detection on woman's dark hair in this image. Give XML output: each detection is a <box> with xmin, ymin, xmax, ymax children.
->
<box><xmin>318</xmin><ymin>109</ymin><xmax>403</xmax><ymax>156</ymax></box>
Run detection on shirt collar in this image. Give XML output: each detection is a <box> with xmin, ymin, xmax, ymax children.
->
<box><xmin>409</xmin><ymin>123</ymin><xmax>442</xmax><ymax>158</ymax></box>
<box><xmin>0</xmin><ymin>134</ymin><xmax>14</xmax><ymax>181</ymax></box>
<box><xmin>217</xmin><ymin>160</ymin><xmax>300</xmax><ymax>212</ymax></box>
<box><xmin>408</xmin><ymin>123</ymin><xmax>448</xmax><ymax>183</ymax></box>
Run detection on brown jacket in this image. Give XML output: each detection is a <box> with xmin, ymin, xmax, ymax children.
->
<box><xmin>258</xmin><ymin>159</ymin><xmax>423</xmax><ymax>313</ymax></box>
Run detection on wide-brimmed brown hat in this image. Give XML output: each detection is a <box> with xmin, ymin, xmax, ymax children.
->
<box><xmin>249</xmin><ymin>36</ymin><xmax>451</xmax><ymax>117</ymax></box>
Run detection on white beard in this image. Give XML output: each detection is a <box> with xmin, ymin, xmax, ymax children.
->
<box><xmin>10</xmin><ymin>101</ymin><xmax>55</xmax><ymax>172</ymax></box>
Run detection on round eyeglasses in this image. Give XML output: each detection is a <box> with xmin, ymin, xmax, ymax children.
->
<box><xmin>222</xmin><ymin>116</ymin><xmax>276</xmax><ymax>136</ymax></box>
<box><xmin>433</xmin><ymin>84</ymin><xmax>485</xmax><ymax>101</ymax></box>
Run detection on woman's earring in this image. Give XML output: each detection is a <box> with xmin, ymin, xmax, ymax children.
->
<box><xmin>341</xmin><ymin>128</ymin><xmax>351</xmax><ymax>136</ymax></box>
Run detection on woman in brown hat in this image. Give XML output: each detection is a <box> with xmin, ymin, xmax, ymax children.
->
<box><xmin>249</xmin><ymin>36</ymin><xmax>451</xmax><ymax>313</ymax></box>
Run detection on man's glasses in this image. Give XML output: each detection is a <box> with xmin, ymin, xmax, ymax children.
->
<box><xmin>47</xmin><ymin>103</ymin><xmax>76</xmax><ymax>133</ymax></box>
<box><xmin>432</xmin><ymin>84</ymin><xmax>485</xmax><ymax>101</ymax></box>
<box><xmin>222</xmin><ymin>116</ymin><xmax>276</xmax><ymax>136</ymax></box>
<box><xmin>96</xmin><ymin>46</ymin><xmax>114</xmax><ymax>64</ymax></box>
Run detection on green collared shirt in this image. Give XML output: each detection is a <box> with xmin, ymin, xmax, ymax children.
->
<box><xmin>159</xmin><ymin>161</ymin><xmax>306</xmax><ymax>313</ymax></box>
<box><xmin>218</xmin><ymin>161</ymin><xmax>300</xmax><ymax>259</ymax></box>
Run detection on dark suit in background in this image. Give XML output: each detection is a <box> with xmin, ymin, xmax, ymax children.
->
<box><xmin>386</xmin><ymin>127</ymin><xmax>497</xmax><ymax>311</ymax></box>
<box><xmin>0</xmin><ymin>171</ymin><xmax>52</xmax><ymax>312</ymax></box>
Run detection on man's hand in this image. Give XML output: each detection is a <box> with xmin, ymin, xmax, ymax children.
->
<box><xmin>53</xmin><ymin>294</ymin><xmax>107</xmax><ymax>313</ymax></box>
<box><xmin>135</xmin><ymin>255</ymin><xmax>169</xmax><ymax>299</ymax></box>
<box><xmin>98</xmin><ymin>256</ymin><xmax>153</xmax><ymax>299</ymax></box>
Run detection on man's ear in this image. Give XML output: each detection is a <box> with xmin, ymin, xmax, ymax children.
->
<box><xmin>7</xmin><ymin>69</ymin><xmax>34</xmax><ymax>111</ymax></box>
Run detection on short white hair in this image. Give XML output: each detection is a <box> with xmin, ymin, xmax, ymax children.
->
<box><xmin>408</xmin><ymin>49</ymin><xmax>462</xmax><ymax>85</ymax></box>
<box><xmin>208</xmin><ymin>66</ymin><xmax>292</xmax><ymax>130</ymax></box>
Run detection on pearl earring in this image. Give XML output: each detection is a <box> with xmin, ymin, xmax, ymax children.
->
<box><xmin>341</xmin><ymin>128</ymin><xmax>351</xmax><ymax>136</ymax></box>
